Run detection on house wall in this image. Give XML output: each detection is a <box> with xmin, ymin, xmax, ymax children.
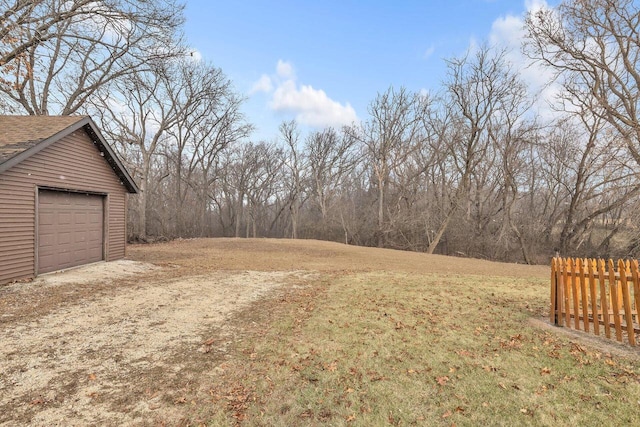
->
<box><xmin>0</xmin><ymin>128</ymin><xmax>128</xmax><ymax>284</ymax></box>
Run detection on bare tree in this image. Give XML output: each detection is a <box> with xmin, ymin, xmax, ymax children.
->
<box><xmin>162</xmin><ymin>61</ymin><xmax>251</xmax><ymax>236</ymax></box>
<box><xmin>351</xmin><ymin>87</ymin><xmax>428</xmax><ymax>247</ymax></box>
<box><xmin>92</xmin><ymin>65</ymin><xmax>178</xmax><ymax>239</ymax></box>
<box><xmin>426</xmin><ymin>46</ymin><xmax>519</xmax><ymax>254</ymax></box>
<box><xmin>524</xmin><ymin>0</ymin><xmax>640</xmax><ymax>165</ymax></box>
<box><xmin>279</xmin><ymin>120</ymin><xmax>307</xmax><ymax>239</ymax></box>
<box><xmin>305</xmin><ymin>127</ymin><xmax>359</xmax><ymax>233</ymax></box>
<box><xmin>0</xmin><ymin>0</ymin><xmax>184</xmax><ymax>114</ymax></box>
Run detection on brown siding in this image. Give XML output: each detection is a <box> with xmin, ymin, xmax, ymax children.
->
<box><xmin>0</xmin><ymin>129</ymin><xmax>128</xmax><ymax>284</ymax></box>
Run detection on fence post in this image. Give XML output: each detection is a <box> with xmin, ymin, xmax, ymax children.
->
<box><xmin>563</xmin><ymin>258</ymin><xmax>571</xmax><ymax>326</ymax></box>
<box><xmin>551</xmin><ymin>258</ymin><xmax>557</xmax><ymax>325</ymax></box>
<box><xmin>631</xmin><ymin>260</ymin><xmax>640</xmax><ymax>331</ymax></box>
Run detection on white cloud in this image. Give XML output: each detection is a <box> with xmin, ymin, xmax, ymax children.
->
<box><xmin>252</xmin><ymin>60</ymin><xmax>358</xmax><ymax>128</ymax></box>
<box><xmin>276</xmin><ymin>60</ymin><xmax>295</xmax><ymax>79</ymax></box>
<box><xmin>271</xmin><ymin>80</ymin><xmax>358</xmax><ymax>128</ymax></box>
<box><xmin>250</xmin><ymin>74</ymin><xmax>273</xmax><ymax>94</ymax></box>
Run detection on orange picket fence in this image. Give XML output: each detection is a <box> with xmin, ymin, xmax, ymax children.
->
<box><xmin>550</xmin><ymin>258</ymin><xmax>640</xmax><ymax>346</ymax></box>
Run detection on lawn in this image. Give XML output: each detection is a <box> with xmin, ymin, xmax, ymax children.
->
<box><xmin>1</xmin><ymin>238</ymin><xmax>638</xmax><ymax>426</ymax></box>
<box><xmin>137</xmin><ymin>239</ymin><xmax>638</xmax><ymax>426</ymax></box>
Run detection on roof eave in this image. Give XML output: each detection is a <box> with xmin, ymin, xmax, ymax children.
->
<box><xmin>81</xmin><ymin>119</ymin><xmax>139</xmax><ymax>194</ymax></box>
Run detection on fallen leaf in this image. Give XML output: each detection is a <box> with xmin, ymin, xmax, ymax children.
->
<box><xmin>88</xmin><ymin>373</ymin><xmax>97</xmax><ymax>381</ymax></box>
<box><xmin>442</xmin><ymin>410</ymin><xmax>452</xmax><ymax>418</ymax></box>
<box><xmin>436</xmin><ymin>376</ymin><xmax>450</xmax><ymax>386</ymax></box>
<box><xmin>203</xmin><ymin>338</ymin><xmax>215</xmax><ymax>346</ymax></box>
<box><xmin>540</xmin><ymin>367</ymin><xmax>551</xmax><ymax>375</ymax></box>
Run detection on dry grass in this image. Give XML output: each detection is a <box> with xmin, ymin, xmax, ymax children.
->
<box><xmin>2</xmin><ymin>238</ymin><xmax>638</xmax><ymax>426</ymax></box>
<box><xmin>127</xmin><ymin>238</ymin><xmax>548</xmax><ymax>278</ymax></box>
<box><xmin>126</xmin><ymin>239</ymin><xmax>639</xmax><ymax>426</ymax></box>
<box><xmin>188</xmin><ymin>272</ymin><xmax>640</xmax><ymax>426</ymax></box>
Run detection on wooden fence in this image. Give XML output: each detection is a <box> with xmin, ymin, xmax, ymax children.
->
<box><xmin>550</xmin><ymin>257</ymin><xmax>640</xmax><ymax>346</ymax></box>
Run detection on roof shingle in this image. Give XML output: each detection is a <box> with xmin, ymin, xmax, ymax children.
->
<box><xmin>0</xmin><ymin>115</ymin><xmax>86</xmax><ymax>164</ymax></box>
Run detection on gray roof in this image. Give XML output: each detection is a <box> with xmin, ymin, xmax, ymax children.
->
<box><xmin>0</xmin><ymin>115</ymin><xmax>138</xmax><ymax>193</ymax></box>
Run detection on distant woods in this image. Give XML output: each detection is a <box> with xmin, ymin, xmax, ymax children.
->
<box><xmin>1</xmin><ymin>0</ymin><xmax>639</xmax><ymax>263</ymax></box>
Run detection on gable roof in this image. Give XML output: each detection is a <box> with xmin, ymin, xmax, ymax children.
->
<box><xmin>0</xmin><ymin>115</ymin><xmax>138</xmax><ymax>193</ymax></box>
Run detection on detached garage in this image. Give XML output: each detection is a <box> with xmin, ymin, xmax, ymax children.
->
<box><xmin>0</xmin><ymin>116</ymin><xmax>138</xmax><ymax>284</ymax></box>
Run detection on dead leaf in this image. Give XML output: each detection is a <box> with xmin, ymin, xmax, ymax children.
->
<box><xmin>540</xmin><ymin>367</ymin><xmax>551</xmax><ymax>375</ymax></box>
<box><xmin>203</xmin><ymin>338</ymin><xmax>215</xmax><ymax>346</ymax></box>
<box><xmin>436</xmin><ymin>376</ymin><xmax>450</xmax><ymax>386</ymax></box>
<box><xmin>88</xmin><ymin>373</ymin><xmax>97</xmax><ymax>381</ymax></box>
<box><xmin>442</xmin><ymin>410</ymin><xmax>452</xmax><ymax>418</ymax></box>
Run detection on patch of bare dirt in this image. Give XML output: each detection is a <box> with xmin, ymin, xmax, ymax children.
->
<box><xmin>0</xmin><ymin>259</ymin><xmax>314</xmax><ymax>426</ymax></box>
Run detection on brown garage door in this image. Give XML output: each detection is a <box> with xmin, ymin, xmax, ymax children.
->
<box><xmin>38</xmin><ymin>190</ymin><xmax>104</xmax><ymax>274</ymax></box>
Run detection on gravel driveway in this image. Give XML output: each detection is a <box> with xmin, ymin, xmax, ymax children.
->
<box><xmin>0</xmin><ymin>260</ymin><xmax>305</xmax><ymax>426</ymax></box>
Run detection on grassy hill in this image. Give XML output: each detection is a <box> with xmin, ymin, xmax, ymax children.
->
<box><xmin>128</xmin><ymin>239</ymin><xmax>640</xmax><ymax>426</ymax></box>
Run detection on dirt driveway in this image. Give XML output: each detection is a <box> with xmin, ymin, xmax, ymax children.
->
<box><xmin>0</xmin><ymin>258</ymin><xmax>312</xmax><ymax>426</ymax></box>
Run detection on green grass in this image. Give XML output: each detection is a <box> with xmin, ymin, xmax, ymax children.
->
<box><xmin>198</xmin><ymin>272</ymin><xmax>640</xmax><ymax>426</ymax></box>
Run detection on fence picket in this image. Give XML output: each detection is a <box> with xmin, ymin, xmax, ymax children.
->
<box><xmin>632</xmin><ymin>260</ymin><xmax>640</xmax><ymax>326</ymax></box>
<box><xmin>578</xmin><ymin>259</ymin><xmax>589</xmax><ymax>332</ymax></box>
<box><xmin>571</xmin><ymin>259</ymin><xmax>581</xmax><ymax>329</ymax></box>
<box><xmin>563</xmin><ymin>258</ymin><xmax>571</xmax><ymax>326</ymax></box>
<box><xmin>597</xmin><ymin>259</ymin><xmax>611</xmax><ymax>339</ymax></box>
<box><xmin>618</xmin><ymin>260</ymin><xmax>636</xmax><ymax>346</ymax></box>
<box><xmin>588</xmin><ymin>259</ymin><xmax>599</xmax><ymax>336</ymax></box>
<box><xmin>608</xmin><ymin>259</ymin><xmax>623</xmax><ymax>342</ymax></box>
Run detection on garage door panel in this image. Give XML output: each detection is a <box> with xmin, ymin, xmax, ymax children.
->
<box><xmin>38</xmin><ymin>190</ymin><xmax>104</xmax><ymax>274</ymax></box>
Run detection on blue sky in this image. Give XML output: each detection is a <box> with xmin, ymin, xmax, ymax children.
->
<box><xmin>184</xmin><ymin>0</ymin><xmax>558</xmax><ymax>142</ymax></box>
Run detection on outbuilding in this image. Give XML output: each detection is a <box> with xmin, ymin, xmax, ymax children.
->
<box><xmin>0</xmin><ymin>115</ymin><xmax>138</xmax><ymax>284</ymax></box>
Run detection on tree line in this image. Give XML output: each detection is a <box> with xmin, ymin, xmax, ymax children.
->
<box><xmin>1</xmin><ymin>0</ymin><xmax>639</xmax><ymax>264</ymax></box>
